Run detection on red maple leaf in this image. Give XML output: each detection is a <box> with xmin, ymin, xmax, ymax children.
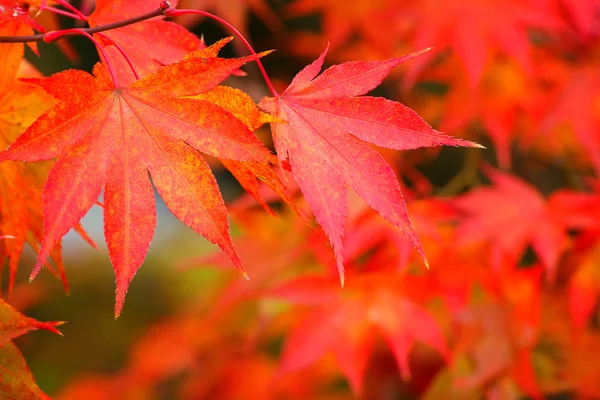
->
<box><xmin>259</xmin><ymin>47</ymin><xmax>481</xmax><ymax>283</ymax></box>
<box><xmin>0</xmin><ymin>298</ymin><xmax>62</xmax><ymax>400</ymax></box>
<box><xmin>268</xmin><ymin>273</ymin><xmax>448</xmax><ymax>395</ymax></box>
<box><xmin>0</xmin><ymin>42</ymin><xmax>272</xmax><ymax>317</ymax></box>
<box><xmin>405</xmin><ymin>0</ymin><xmax>558</xmax><ymax>87</ymax></box>
<box><xmin>454</xmin><ymin>167</ymin><xmax>600</xmax><ymax>282</ymax></box>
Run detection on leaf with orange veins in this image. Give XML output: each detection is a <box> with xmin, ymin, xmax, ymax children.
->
<box><xmin>88</xmin><ymin>0</ymin><xmax>201</xmax><ymax>85</ymax></box>
<box><xmin>454</xmin><ymin>168</ymin><xmax>600</xmax><ymax>283</ymax></box>
<box><xmin>259</xmin><ymin>47</ymin><xmax>481</xmax><ymax>284</ymax></box>
<box><xmin>189</xmin><ymin>85</ymin><xmax>294</xmax><ymax>213</ymax></box>
<box><xmin>269</xmin><ymin>274</ymin><xmax>448</xmax><ymax>395</ymax></box>
<box><xmin>0</xmin><ymin>52</ymin><xmax>272</xmax><ymax>317</ymax></box>
<box><xmin>0</xmin><ymin>79</ymin><xmax>79</xmax><ymax>293</ymax></box>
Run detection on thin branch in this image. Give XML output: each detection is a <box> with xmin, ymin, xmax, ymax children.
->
<box><xmin>0</xmin><ymin>7</ymin><xmax>166</xmax><ymax>43</ymax></box>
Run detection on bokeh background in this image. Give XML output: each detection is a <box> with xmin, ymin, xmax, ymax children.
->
<box><xmin>5</xmin><ymin>0</ymin><xmax>600</xmax><ymax>399</ymax></box>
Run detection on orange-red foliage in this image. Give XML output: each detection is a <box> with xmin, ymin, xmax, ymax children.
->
<box><xmin>1</xmin><ymin>0</ymin><xmax>600</xmax><ymax>398</ymax></box>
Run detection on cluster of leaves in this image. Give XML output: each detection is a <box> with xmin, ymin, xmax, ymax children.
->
<box><xmin>1</xmin><ymin>0</ymin><xmax>600</xmax><ymax>398</ymax></box>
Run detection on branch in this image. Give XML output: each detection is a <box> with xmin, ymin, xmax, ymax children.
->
<box><xmin>0</xmin><ymin>7</ymin><xmax>166</xmax><ymax>43</ymax></box>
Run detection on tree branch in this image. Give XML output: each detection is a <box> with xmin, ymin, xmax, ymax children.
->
<box><xmin>0</xmin><ymin>7</ymin><xmax>166</xmax><ymax>43</ymax></box>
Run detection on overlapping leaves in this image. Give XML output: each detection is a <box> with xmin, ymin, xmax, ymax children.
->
<box><xmin>0</xmin><ymin>40</ymin><xmax>274</xmax><ymax>316</ymax></box>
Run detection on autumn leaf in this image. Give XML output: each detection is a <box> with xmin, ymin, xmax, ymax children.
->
<box><xmin>284</xmin><ymin>0</ymin><xmax>400</xmax><ymax>59</ymax></box>
<box><xmin>0</xmin><ymin>342</ymin><xmax>51</xmax><ymax>400</ymax></box>
<box><xmin>0</xmin><ymin>67</ymin><xmax>94</xmax><ymax>293</ymax></box>
<box><xmin>0</xmin><ymin>298</ymin><xmax>62</xmax><ymax>400</ymax></box>
<box><xmin>0</xmin><ymin>297</ymin><xmax>62</xmax><ymax>346</ymax></box>
<box><xmin>404</xmin><ymin>0</ymin><xmax>558</xmax><ymax>87</ymax></box>
<box><xmin>88</xmin><ymin>0</ymin><xmax>201</xmax><ymax>85</ymax></box>
<box><xmin>269</xmin><ymin>273</ymin><xmax>448</xmax><ymax>395</ymax></box>
<box><xmin>259</xmin><ymin>46</ymin><xmax>481</xmax><ymax>283</ymax></box>
<box><xmin>189</xmin><ymin>84</ymin><xmax>294</xmax><ymax>213</ymax></box>
<box><xmin>0</xmin><ymin>43</ymin><xmax>273</xmax><ymax>317</ymax></box>
<box><xmin>454</xmin><ymin>167</ymin><xmax>600</xmax><ymax>283</ymax></box>
<box><xmin>0</xmin><ymin>0</ymin><xmax>45</xmax><ymax>87</ymax></box>
<box><xmin>540</xmin><ymin>65</ymin><xmax>600</xmax><ymax>174</ymax></box>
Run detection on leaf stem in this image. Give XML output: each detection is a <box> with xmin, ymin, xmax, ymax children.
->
<box><xmin>44</xmin><ymin>6</ymin><xmax>87</xmax><ymax>21</ymax></box>
<box><xmin>44</xmin><ymin>29</ymin><xmax>120</xmax><ymax>87</ymax></box>
<box><xmin>164</xmin><ymin>8</ymin><xmax>280</xmax><ymax>97</ymax></box>
<box><xmin>96</xmin><ymin>32</ymin><xmax>140</xmax><ymax>80</ymax></box>
<box><xmin>53</xmin><ymin>0</ymin><xmax>89</xmax><ymax>20</ymax></box>
<box><xmin>0</xmin><ymin>7</ymin><xmax>165</xmax><ymax>43</ymax></box>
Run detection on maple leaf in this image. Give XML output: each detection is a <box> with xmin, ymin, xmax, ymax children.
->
<box><xmin>404</xmin><ymin>0</ymin><xmax>558</xmax><ymax>87</ymax></box>
<box><xmin>269</xmin><ymin>273</ymin><xmax>448</xmax><ymax>395</ymax></box>
<box><xmin>453</xmin><ymin>167</ymin><xmax>600</xmax><ymax>282</ymax></box>
<box><xmin>0</xmin><ymin>298</ymin><xmax>62</xmax><ymax>400</ymax></box>
<box><xmin>0</xmin><ymin>342</ymin><xmax>51</xmax><ymax>400</ymax></box>
<box><xmin>0</xmin><ymin>297</ymin><xmax>62</xmax><ymax>346</ymax></box>
<box><xmin>284</xmin><ymin>0</ymin><xmax>401</xmax><ymax>60</ymax></box>
<box><xmin>0</xmin><ymin>0</ymin><xmax>46</xmax><ymax>87</ymax></box>
<box><xmin>88</xmin><ymin>0</ymin><xmax>201</xmax><ymax>85</ymax></box>
<box><xmin>259</xmin><ymin>47</ymin><xmax>481</xmax><ymax>283</ymax></box>
<box><xmin>539</xmin><ymin>64</ymin><xmax>600</xmax><ymax>174</ymax></box>
<box><xmin>189</xmin><ymin>84</ymin><xmax>294</xmax><ymax>212</ymax></box>
<box><xmin>0</xmin><ymin>67</ymin><xmax>96</xmax><ymax>293</ymax></box>
<box><xmin>0</xmin><ymin>43</ymin><xmax>273</xmax><ymax>317</ymax></box>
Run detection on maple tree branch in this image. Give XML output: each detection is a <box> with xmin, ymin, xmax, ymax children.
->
<box><xmin>0</xmin><ymin>7</ymin><xmax>165</xmax><ymax>43</ymax></box>
<box><xmin>165</xmin><ymin>8</ymin><xmax>280</xmax><ymax>97</ymax></box>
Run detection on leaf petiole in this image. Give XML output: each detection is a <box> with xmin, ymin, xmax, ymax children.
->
<box><xmin>44</xmin><ymin>6</ymin><xmax>87</xmax><ymax>21</ymax></box>
<box><xmin>44</xmin><ymin>29</ymin><xmax>120</xmax><ymax>87</ymax></box>
<box><xmin>164</xmin><ymin>8</ymin><xmax>280</xmax><ymax>98</ymax></box>
<box><xmin>96</xmin><ymin>32</ymin><xmax>141</xmax><ymax>80</ymax></box>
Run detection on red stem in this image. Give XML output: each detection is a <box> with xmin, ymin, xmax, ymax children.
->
<box><xmin>44</xmin><ymin>29</ymin><xmax>119</xmax><ymax>87</ymax></box>
<box><xmin>45</xmin><ymin>6</ymin><xmax>87</xmax><ymax>21</ymax></box>
<box><xmin>165</xmin><ymin>8</ymin><xmax>279</xmax><ymax>97</ymax></box>
<box><xmin>96</xmin><ymin>32</ymin><xmax>140</xmax><ymax>80</ymax></box>
<box><xmin>54</xmin><ymin>0</ymin><xmax>88</xmax><ymax>20</ymax></box>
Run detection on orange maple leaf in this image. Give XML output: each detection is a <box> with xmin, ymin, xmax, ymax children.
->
<box><xmin>0</xmin><ymin>43</ymin><xmax>273</xmax><ymax>317</ymax></box>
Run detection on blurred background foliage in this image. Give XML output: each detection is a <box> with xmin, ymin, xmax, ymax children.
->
<box><xmin>4</xmin><ymin>0</ymin><xmax>600</xmax><ymax>399</ymax></box>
